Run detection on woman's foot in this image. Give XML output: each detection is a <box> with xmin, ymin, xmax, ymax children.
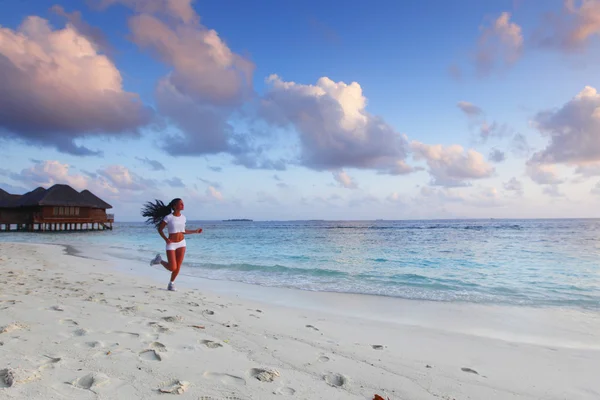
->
<box><xmin>167</xmin><ymin>282</ymin><xmax>176</xmax><ymax>291</ymax></box>
<box><xmin>150</xmin><ymin>254</ymin><xmax>162</xmax><ymax>266</ymax></box>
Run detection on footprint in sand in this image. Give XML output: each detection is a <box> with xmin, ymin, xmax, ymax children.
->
<box><xmin>150</xmin><ymin>342</ymin><xmax>167</xmax><ymax>352</ymax></box>
<box><xmin>250</xmin><ymin>368</ymin><xmax>280</xmax><ymax>382</ymax></box>
<box><xmin>139</xmin><ymin>349</ymin><xmax>162</xmax><ymax>361</ymax></box>
<box><xmin>203</xmin><ymin>372</ymin><xmax>246</xmax><ymax>386</ymax></box>
<box><xmin>318</xmin><ymin>356</ymin><xmax>330</xmax><ymax>363</ymax></box>
<box><xmin>158</xmin><ymin>380</ymin><xmax>190</xmax><ymax>394</ymax></box>
<box><xmin>305</xmin><ymin>325</ymin><xmax>319</xmax><ymax>331</ymax></box>
<box><xmin>0</xmin><ymin>322</ymin><xmax>28</xmax><ymax>334</ymax></box>
<box><xmin>199</xmin><ymin>396</ymin><xmax>247</xmax><ymax>400</ymax></box>
<box><xmin>371</xmin><ymin>345</ymin><xmax>384</xmax><ymax>350</ymax></box>
<box><xmin>59</xmin><ymin>319</ymin><xmax>78</xmax><ymax>327</ymax></box>
<box><xmin>148</xmin><ymin>322</ymin><xmax>171</xmax><ymax>333</ymax></box>
<box><xmin>115</xmin><ymin>331</ymin><xmax>140</xmax><ymax>338</ymax></box>
<box><xmin>84</xmin><ymin>341</ymin><xmax>104</xmax><ymax>348</ymax></box>
<box><xmin>461</xmin><ymin>367</ymin><xmax>479</xmax><ymax>375</ymax></box>
<box><xmin>162</xmin><ymin>315</ymin><xmax>184</xmax><ymax>323</ymax></box>
<box><xmin>278</xmin><ymin>387</ymin><xmax>296</xmax><ymax>395</ymax></box>
<box><xmin>69</xmin><ymin>372</ymin><xmax>110</xmax><ymax>393</ymax></box>
<box><xmin>1</xmin><ymin>368</ymin><xmax>41</xmax><ymax>387</ymax></box>
<box><xmin>323</xmin><ymin>373</ymin><xmax>348</xmax><ymax>388</ymax></box>
<box><xmin>203</xmin><ymin>310</ymin><xmax>215</xmax><ymax>316</ymax></box>
<box><xmin>200</xmin><ymin>340</ymin><xmax>223</xmax><ymax>349</ymax></box>
<box><xmin>49</xmin><ymin>305</ymin><xmax>64</xmax><ymax>312</ymax></box>
<box><xmin>39</xmin><ymin>356</ymin><xmax>62</xmax><ymax>371</ymax></box>
<box><xmin>73</xmin><ymin>328</ymin><xmax>90</xmax><ymax>337</ymax></box>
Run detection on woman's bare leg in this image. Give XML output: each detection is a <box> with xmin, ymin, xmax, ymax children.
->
<box><xmin>161</xmin><ymin>251</ymin><xmax>176</xmax><ymax>272</ymax></box>
<box><xmin>171</xmin><ymin>246</ymin><xmax>186</xmax><ymax>282</ymax></box>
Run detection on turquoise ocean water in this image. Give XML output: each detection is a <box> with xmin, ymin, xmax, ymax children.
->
<box><xmin>2</xmin><ymin>219</ymin><xmax>599</xmax><ymax>309</ymax></box>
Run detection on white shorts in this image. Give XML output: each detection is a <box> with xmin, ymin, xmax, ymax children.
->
<box><xmin>166</xmin><ymin>239</ymin><xmax>186</xmax><ymax>251</ymax></box>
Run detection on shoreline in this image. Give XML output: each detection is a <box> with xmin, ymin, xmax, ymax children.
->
<box><xmin>1</xmin><ymin>242</ymin><xmax>599</xmax><ymax>399</ymax></box>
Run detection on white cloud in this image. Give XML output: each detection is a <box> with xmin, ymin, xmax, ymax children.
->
<box><xmin>592</xmin><ymin>181</ymin><xmax>600</xmax><ymax>195</ymax></box>
<box><xmin>165</xmin><ymin>177</ymin><xmax>185</xmax><ymax>187</ymax></box>
<box><xmin>489</xmin><ymin>148</ymin><xmax>506</xmax><ymax>163</ymax></box>
<box><xmin>457</xmin><ymin>101</ymin><xmax>483</xmax><ymax>116</ymax></box>
<box><xmin>411</xmin><ymin>142</ymin><xmax>495</xmax><ymax>186</ymax></box>
<box><xmin>333</xmin><ymin>170</ymin><xmax>358</xmax><ymax>189</ymax></box>
<box><xmin>19</xmin><ymin>161</ymin><xmax>89</xmax><ymax>190</ymax></box>
<box><xmin>136</xmin><ymin>156</ymin><xmax>165</xmax><ymax>171</ymax></box>
<box><xmin>511</xmin><ymin>133</ymin><xmax>532</xmax><ymax>158</ymax></box>
<box><xmin>532</xmin><ymin>86</ymin><xmax>600</xmax><ymax>165</ymax></box>
<box><xmin>261</xmin><ymin>75</ymin><xmax>413</xmax><ymax>175</ymax></box>
<box><xmin>575</xmin><ymin>162</ymin><xmax>600</xmax><ymax>176</ymax></box>
<box><xmin>0</xmin><ymin>16</ymin><xmax>151</xmax><ymax>155</ymax></box>
<box><xmin>543</xmin><ymin>184</ymin><xmax>565</xmax><ymax>197</ymax></box>
<box><xmin>476</xmin><ymin>12</ymin><xmax>524</xmax><ymax>75</ymax></box>
<box><xmin>457</xmin><ymin>101</ymin><xmax>511</xmax><ymax>142</ymax></box>
<box><xmin>503</xmin><ymin>177</ymin><xmax>524</xmax><ymax>194</ymax></box>
<box><xmin>526</xmin><ymin>163</ymin><xmax>563</xmax><ymax>185</ymax></box>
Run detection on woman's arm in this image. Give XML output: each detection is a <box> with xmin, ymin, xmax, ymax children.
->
<box><xmin>157</xmin><ymin>221</ymin><xmax>170</xmax><ymax>242</ymax></box>
<box><xmin>184</xmin><ymin>228</ymin><xmax>203</xmax><ymax>234</ymax></box>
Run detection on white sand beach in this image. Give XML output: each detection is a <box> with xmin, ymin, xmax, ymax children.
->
<box><xmin>1</xmin><ymin>242</ymin><xmax>599</xmax><ymax>400</ymax></box>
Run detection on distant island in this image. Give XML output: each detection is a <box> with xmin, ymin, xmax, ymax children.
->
<box><xmin>222</xmin><ymin>219</ymin><xmax>253</xmax><ymax>222</ymax></box>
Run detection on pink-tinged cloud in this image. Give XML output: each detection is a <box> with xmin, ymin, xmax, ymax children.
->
<box><xmin>51</xmin><ymin>5</ymin><xmax>112</xmax><ymax>54</ymax></box>
<box><xmin>128</xmin><ymin>14</ymin><xmax>254</xmax><ymax>106</ymax></box>
<box><xmin>206</xmin><ymin>186</ymin><xmax>223</xmax><ymax>201</ymax></box>
<box><xmin>106</xmin><ymin>1</ymin><xmax>263</xmax><ymax>163</ymax></box>
<box><xmin>98</xmin><ymin>165</ymin><xmax>157</xmax><ymax>191</ymax></box>
<box><xmin>333</xmin><ymin>170</ymin><xmax>358</xmax><ymax>189</ymax></box>
<box><xmin>531</xmin><ymin>86</ymin><xmax>600</xmax><ymax>165</ymax></box>
<box><xmin>475</xmin><ymin>12</ymin><xmax>523</xmax><ymax>75</ymax></box>
<box><xmin>20</xmin><ymin>161</ymin><xmax>90</xmax><ymax>191</ymax></box>
<box><xmin>535</xmin><ymin>0</ymin><xmax>600</xmax><ymax>51</ymax></box>
<box><xmin>411</xmin><ymin>142</ymin><xmax>495</xmax><ymax>186</ymax></box>
<box><xmin>261</xmin><ymin>75</ymin><xmax>413</xmax><ymax>175</ymax></box>
<box><xmin>0</xmin><ymin>17</ymin><xmax>152</xmax><ymax>155</ymax></box>
<box><xmin>526</xmin><ymin>163</ymin><xmax>563</xmax><ymax>185</ymax></box>
<box><xmin>98</xmin><ymin>0</ymin><xmax>197</xmax><ymax>23</ymax></box>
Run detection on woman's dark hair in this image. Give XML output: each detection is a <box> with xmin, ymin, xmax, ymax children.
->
<box><xmin>141</xmin><ymin>198</ymin><xmax>181</xmax><ymax>229</ymax></box>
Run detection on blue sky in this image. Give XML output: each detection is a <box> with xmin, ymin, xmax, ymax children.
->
<box><xmin>1</xmin><ymin>0</ymin><xmax>599</xmax><ymax>220</ymax></box>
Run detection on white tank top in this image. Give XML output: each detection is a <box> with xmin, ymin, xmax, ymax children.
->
<box><xmin>163</xmin><ymin>214</ymin><xmax>186</xmax><ymax>234</ymax></box>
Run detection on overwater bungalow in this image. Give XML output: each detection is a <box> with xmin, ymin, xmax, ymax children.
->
<box><xmin>0</xmin><ymin>184</ymin><xmax>114</xmax><ymax>232</ymax></box>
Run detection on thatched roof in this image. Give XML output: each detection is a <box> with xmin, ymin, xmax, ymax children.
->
<box><xmin>0</xmin><ymin>184</ymin><xmax>112</xmax><ymax>209</ymax></box>
<box><xmin>79</xmin><ymin>190</ymin><xmax>112</xmax><ymax>209</ymax></box>
<box><xmin>0</xmin><ymin>188</ymin><xmax>24</xmax><ymax>207</ymax></box>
